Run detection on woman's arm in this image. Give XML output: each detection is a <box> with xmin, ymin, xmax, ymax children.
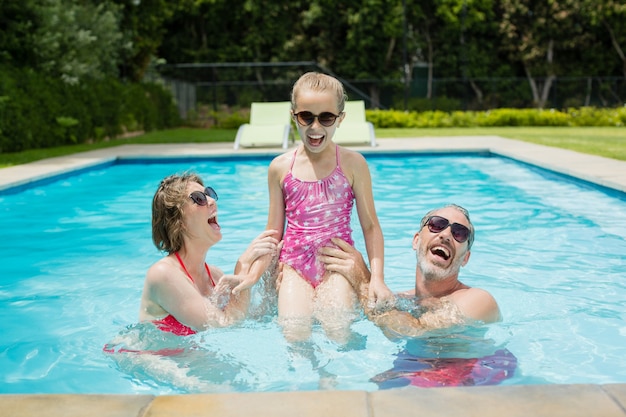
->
<box><xmin>145</xmin><ymin>261</ymin><xmax>244</xmax><ymax>329</ymax></box>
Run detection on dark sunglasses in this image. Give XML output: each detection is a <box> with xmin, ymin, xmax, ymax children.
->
<box><xmin>189</xmin><ymin>186</ymin><xmax>218</xmax><ymax>206</ymax></box>
<box><xmin>422</xmin><ymin>215</ymin><xmax>471</xmax><ymax>244</ymax></box>
<box><xmin>293</xmin><ymin>111</ymin><xmax>341</xmax><ymax>127</ymax></box>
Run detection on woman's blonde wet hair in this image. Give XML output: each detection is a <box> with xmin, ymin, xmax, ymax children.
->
<box><xmin>152</xmin><ymin>173</ymin><xmax>204</xmax><ymax>254</ymax></box>
<box><xmin>290</xmin><ymin>72</ymin><xmax>348</xmax><ymax>112</ymax></box>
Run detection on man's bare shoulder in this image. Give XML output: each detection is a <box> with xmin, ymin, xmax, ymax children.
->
<box><xmin>447</xmin><ymin>287</ymin><xmax>501</xmax><ymax>323</ymax></box>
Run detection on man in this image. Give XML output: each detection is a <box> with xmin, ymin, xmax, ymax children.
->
<box><xmin>319</xmin><ymin>204</ymin><xmax>501</xmax><ymax>340</ymax></box>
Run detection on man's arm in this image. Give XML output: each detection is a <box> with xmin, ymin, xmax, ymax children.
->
<box><xmin>318</xmin><ymin>238</ymin><xmax>490</xmax><ymax>340</ymax></box>
<box><xmin>370</xmin><ymin>297</ymin><xmax>468</xmax><ymax>340</ymax></box>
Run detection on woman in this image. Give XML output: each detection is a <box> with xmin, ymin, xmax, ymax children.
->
<box><xmin>139</xmin><ymin>173</ymin><xmax>280</xmax><ymax>335</ymax></box>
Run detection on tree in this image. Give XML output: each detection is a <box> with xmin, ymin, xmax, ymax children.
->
<box><xmin>31</xmin><ymin>0</ymin><xmax>125</xmax><ymax>84</ymax></box>
<box><xmin>114</xmin><ymin>0</ymin><xmax>175</xmax><ymax>82</ymax></box>
<box><xmin>338</xmin><ymin>0</ymin><xmax>405</xmax><ymax>107</ymax></box>
<box><xmin>498</xmin><ymin>0</ymin><xmax>588</xmax><ymax>108</ymax></box>
<box><xmin>0</xmin><ymin>0</ymin><xmax>39</xmax><ymax>68</ymax></box>
<box><xmin>582</xmin><ymin>0</ymin><xmax>626</xmax><ymax>78</ymax></box>
<box><xmin>404</xmin><ymin>0</ymin><xmax>438</xmax><ymax>99</ymax></box>
<box><xmin>434</xmin><ymin>0</ymin><xmax>508</xmax><ymax>108</ymax></box>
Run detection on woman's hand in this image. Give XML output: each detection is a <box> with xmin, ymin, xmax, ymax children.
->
<box><xmin>230</xmin><ymin>230</ymin><xmax>282</xmax><ymax>294</ymax></box>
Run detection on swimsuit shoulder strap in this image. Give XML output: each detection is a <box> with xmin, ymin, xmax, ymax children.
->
<box><xmin>175</xmin><ymin>252</ymin><xmax>194</xmax><ymax>283</ymax></box>
<box><xmin>205</xmin><ymin>264</ymin><xmax>216</xmax><ymax>287</ymax></box>
<box><xmin>289</xmin><ymin>149</ymin><xmax>298</xmax><ymax>171</ymax></box>
<box><xmin>175</xmin><ymin>252</ymin><xmax>215</xmax><ymax>287</ymax></box>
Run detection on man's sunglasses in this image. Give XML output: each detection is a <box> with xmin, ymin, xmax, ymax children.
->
<box><xmin>189</xmin><ymin>186</ymin><xmax>218</xmax><ymax>206</ymax></box>
<box><xmin>293</xmin><ymin>111</ymin><xmax>341</xmax><ymax>127</ymax></box>
<box><xmin>422</xmin><ymin>215</ymin><xmax>472</xmax><ymax>245</ymax></box>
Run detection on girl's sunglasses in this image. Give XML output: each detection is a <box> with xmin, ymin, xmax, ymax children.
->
<box><xmin>189</xmin><ymin>186</ymin><xmax>218</xmax><ymax>206</ymax></box>
<box><xmin>422</xmin><ymin>215</ymin><xmax>471</xmax><ymax>244</ymax></box>
<box><xmin>293</xmin><ymin>111</ymin><xmax>341</xmax><ymax>127</ymax></box>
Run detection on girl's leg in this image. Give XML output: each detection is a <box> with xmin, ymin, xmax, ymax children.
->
<box><xmin>314</xmin><ymin>272</ymin><xmax>358</xmax><ymax>345</ymax></box>
<box><xmin>277</xmin><ymin>265</ymin><xmax>315</xmax><ymax>343</ymax></box>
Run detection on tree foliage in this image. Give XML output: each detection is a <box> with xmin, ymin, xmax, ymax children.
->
<box><xmin>112</xmin><ymin>0</ymin><xmax>175</xmax><ymax>81</ymax></box>
<box><xmin>31</xmin><ymin>0</ymin><xmax>125</xmax><ymax>84</ymax></box>
<box><xmin>1</xmin><ymin>0</ymin><xmax>625</xmax><ymax>107</ymax></box>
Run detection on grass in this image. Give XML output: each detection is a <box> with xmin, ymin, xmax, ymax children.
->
<box><xmin>0</xmin><ymin>126</ymin><xmax>624</xmax><ymax>168</ymax></box>
<box><xmin>0</xmin><ymin>128</ymin><xmax>234</xmax><ymax>168</ymax></box>
<box><xmin>378</xmin><ymin>126</ymin><xmax>626</xmax><ymax>161</ymax></box>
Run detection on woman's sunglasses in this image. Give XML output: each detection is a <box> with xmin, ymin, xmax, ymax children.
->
<box><xmin>293</xmin><ymin>111</ymin><xmax>341</xmax><ymax>127</ymax></box>
<box><xmin>422</xmin><ymin>215</ymin><xmax>471</xmax><ymax>244</ymax></box>
<box><xmin>189</xmin><ymin>186</ymin><xmax>218</xmax><ymax>206</ymax></box>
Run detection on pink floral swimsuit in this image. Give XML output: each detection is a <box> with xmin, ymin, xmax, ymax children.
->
<box><xmin>280</xmin><ymin>146</ymin><xmax>355</xmax><ymax>287</ymax></box>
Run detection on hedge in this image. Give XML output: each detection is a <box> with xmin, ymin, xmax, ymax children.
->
<box><xmin>365</xmin><ymin>107</ymin><xmax>626</xmax><ymax>128</ymax></box>
<box><xmin>0</xmin><ymin>66</ymin><xmax>181</xmax><ymax>153</ymax></box>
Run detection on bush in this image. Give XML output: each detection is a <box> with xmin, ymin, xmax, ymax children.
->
<box><xmin>364</xmin><ymin>106</ymin><xmax>624</xmax><ymax>129</ymax></box>
<box><xmin>0</xmin><ymin>65</ymin><xmax>181</xmax><ymax>153</ymax></box>
<box><xmin>366</xmin><ymin>110</ymin><xmax>415</xmax><ymax>128</ymax></box>
<box><xmin>214</xmin><ymin>110</ymin><xmax>249</xmax><ymax>129</ymax></box>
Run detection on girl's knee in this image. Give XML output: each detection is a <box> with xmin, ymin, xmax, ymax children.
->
<box><xmin>278</xmin><ymin>315</ymin><xmax>313</xmax><ymax>343</ymax></box>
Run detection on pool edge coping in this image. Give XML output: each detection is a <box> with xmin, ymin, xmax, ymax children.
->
<box><xmin>2</xmin><ymin>383</ymin><xmax>626</xmax><ymax>416</ymax></box>
<box><xmin>2</xmin><ymin>136</ymin><xmax>626</xmax><ymax>194</ymax></box>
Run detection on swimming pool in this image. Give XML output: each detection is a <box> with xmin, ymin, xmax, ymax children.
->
<box><xmin>1</xmin><ymin>152</ymin><xmax>625</xmax><ymax>394</ymax></box>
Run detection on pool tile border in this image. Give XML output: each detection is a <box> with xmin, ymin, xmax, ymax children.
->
<box><xmin>2</xmin><ymin>136</ymin><xmax>626</xmax><ymax>416</ymax></box>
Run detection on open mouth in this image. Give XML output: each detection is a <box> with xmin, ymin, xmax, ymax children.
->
<box><xmin>307</xmin><ymin>133</ymin><xmax>324</xmax><ymax>146</ymax></box>
<box><xmin>431</xmin><ymin>245</ymin><xmax>450</xmax><ymax>261</ymax></box>
<box><xmin>208</xmin><ymin>215</ymin><xmax>220</xmax><ymax>230</ymax></box>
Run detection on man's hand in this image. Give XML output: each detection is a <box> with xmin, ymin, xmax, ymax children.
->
<box><xmin>318</xmin><ymin>237</ymin><xmax>371</xmax><ymax>305</ymax></box>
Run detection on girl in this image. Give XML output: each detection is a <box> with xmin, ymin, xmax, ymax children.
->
<box><xmin>264</xmin><ymin>72</ymin><xmax>391</xmax><ymax>343</ymax></box>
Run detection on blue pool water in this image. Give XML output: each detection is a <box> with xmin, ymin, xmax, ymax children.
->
<box><xmin>1</xmin><ymin>153</ymin><xmax>626</xmax><ymax>394</ymax></box>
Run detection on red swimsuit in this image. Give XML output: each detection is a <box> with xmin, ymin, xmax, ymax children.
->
<box><xmin>152</xmin><ymin>252</ymin><xmax>215</xmax><ymax>336</ymax></box>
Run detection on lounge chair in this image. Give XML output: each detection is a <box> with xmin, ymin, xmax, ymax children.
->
<box><xmin>333</xmin><ymin>100</ymin><xmax>377</xmax><ymax>147</ymax></box>
<box><xmin>234</xmin><ymin>101</ymin><xmax>293</xmax><ymax>149</ymax></box>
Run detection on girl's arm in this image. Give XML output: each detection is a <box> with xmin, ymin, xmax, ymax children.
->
<box><xmin>344</xmin><ymin>150</ymin><xmax>393</xmax><ymax>303</ymax></box>
<box><xmin>265</xmin><ymin>155</ymin><xmax>288</xmax><ymax>238</ymax></box>
<box><xmin>226</xmin><ymin>229</ymin><xmax>282</xmax><ymax>295</ymax></box>
<box><xmin>229</xmin><ymin>155</ymin><xmax>288</xmax><ymax>294</ymax></box>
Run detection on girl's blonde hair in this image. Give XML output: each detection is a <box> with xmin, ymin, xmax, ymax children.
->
<box><xmin>291</xmin><ymin>72</ymin><xmax>348</xmax><ymax>112</ymax></box>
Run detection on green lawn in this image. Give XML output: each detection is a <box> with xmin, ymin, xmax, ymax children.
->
<box><xmin>378</xmin><ymin>126</ymin><xmax>626</xmax><ymax>161</ymax></box>
<box><xmin>0</xmin><ymin>126</ymin><xmax>624</xmax><ymax>168</ymax></box>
